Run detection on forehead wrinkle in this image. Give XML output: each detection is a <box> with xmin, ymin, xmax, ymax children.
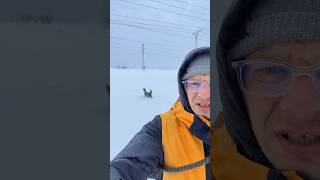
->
<box><xmin>248</xmin><ymin>41</ymin><xmax>319</xmax><ymax>67</ymax></box>
<box><xmin>247</xmin><ymin>43</ymin><xmax>289</xmax><ymax>60</ymax></box>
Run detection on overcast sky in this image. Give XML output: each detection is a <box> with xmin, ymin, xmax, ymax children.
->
<box><xmin>110</xmin><ymin>0</ymin><xmax>210</xmax><ymax>69</ymax></box>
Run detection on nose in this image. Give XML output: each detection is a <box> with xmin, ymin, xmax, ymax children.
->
<box><xmin>280</xmin><ymin>76</ymin><xmax>320</xmax><ymax>113</ymax></box>
<box><xmin>198</xmin><ymin>84</ymin><xmax>210</xmax><ymax>97</ymax></box>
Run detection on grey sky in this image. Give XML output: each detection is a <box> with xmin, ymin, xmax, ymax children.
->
<box><xmin>110</xmin><ymin>0</ymin><xmax>210</xmax><ymax>69</ymax></box>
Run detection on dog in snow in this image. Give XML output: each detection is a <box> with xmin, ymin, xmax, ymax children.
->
<box><xmin>143</xmin><ymin>88</ymin><xmax>152</xmax><ymax>98</ymax></box>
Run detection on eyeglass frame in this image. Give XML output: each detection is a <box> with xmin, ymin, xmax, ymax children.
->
<box><xmin>231</xmin><ymin>59</ymin><xmax>320</xmax><ymax>97</ymax></box>
<box><xmin>182</xmin><ymin>79</ymin><xmax>210</xmax><ymax>92</ymax></box>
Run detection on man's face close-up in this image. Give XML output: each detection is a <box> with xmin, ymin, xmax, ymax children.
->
<box><xmin>185</xmin><ymin>74</ymin><xmax>210</xmax><ymax>119</ymax></box>
<box><xmin>242</xmin><ymin>40</ymin><xmax>320</xmax><ymax>179</ymax></box>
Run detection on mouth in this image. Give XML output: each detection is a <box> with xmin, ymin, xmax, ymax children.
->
<box><xmin>275</xmin><ymin>130</ymin><xmax>320</xmax><ymax>154</ymax></box>
<box><xmin>197</xmin><ymin>103</ymin><xmax>210</xmax><ymax>108</ymax></box>
<box><xmin>197</xmin><ymin>103</ymin><xmax>210</xmax><ymax>112</ymax></box>
<box><xmin>277</xmin><ymin>132</ymin><xmax>320</xmax><ymax>145</ymax></box>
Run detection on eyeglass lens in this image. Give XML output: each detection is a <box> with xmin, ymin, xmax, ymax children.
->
<box><xmin>185</xmin><ymin>81</ymin><xmax>210</xmax><ymax>91</ymax></box>
<box><xmin>240</xmin><ymin>62</ymin><xmax>320</xmax><ymax>96</ymax></box>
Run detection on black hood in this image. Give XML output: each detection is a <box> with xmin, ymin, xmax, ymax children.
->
<box><xmin>216</xmin><ymin>0</ymin><xmax>273</xmax><ymax>167</ymax></box>
<box><xmin>177</xmin><ymin>47</ymin><xmax>210</xmax><ymax>117</ymax></box>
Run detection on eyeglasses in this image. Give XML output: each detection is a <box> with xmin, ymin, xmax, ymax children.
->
<box><xmin>232</xmin><ymin>59</ymin><xmax>320</xmax><ymax>96</ymax></box>
<box><xmin>182</xmin><ymin>80</ymin><xmax>210</xmax><ymax>92</ymax></box>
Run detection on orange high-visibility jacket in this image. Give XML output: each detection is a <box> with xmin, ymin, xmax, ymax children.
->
<box><xmin>161</xmin><ymin>100</ymin><xmax>210</xmax><ymax>180</ymax></box>
<box><xmin>110</xmin><ymin>100</ymin><xmax>211</xmax><ymax>180</ymax></box>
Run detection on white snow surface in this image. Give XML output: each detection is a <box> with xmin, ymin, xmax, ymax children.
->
<box><xmin>110</xmin><ymin>68</ymin><xmax>179</xmax><ymax>160</ymax></box>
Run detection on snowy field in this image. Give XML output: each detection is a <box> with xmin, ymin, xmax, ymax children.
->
<box><xmin>110</xmin><ymin>68</ymin><xmax>179</xmax><ymax>160</ymax></box>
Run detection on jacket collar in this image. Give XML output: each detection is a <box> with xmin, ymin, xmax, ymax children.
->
<box><xmin>212</xmin><ymin>125</ymin><xmax>304</xmax><ymax>180</ymax></box>
<box><xmin>171</xmin><ymin>100</ymin><xmax>210</xmax><ymax>145</ymax></box>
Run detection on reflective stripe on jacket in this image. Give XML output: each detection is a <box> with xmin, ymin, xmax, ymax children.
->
<box><xmin>161</xmin><ymin>100</ymin><xmax>210</xmax><ymax>180</ymax></box>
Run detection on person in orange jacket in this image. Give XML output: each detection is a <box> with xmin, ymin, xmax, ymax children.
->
<box><xmin>211</xmin><ymin>0</ymin><xmax>320</xmax><ymax>179</ymax></box>
<box><xmin>110</xmin><ymin>47</ymin><xmax>211</xmax><ymax>180</ymax></box>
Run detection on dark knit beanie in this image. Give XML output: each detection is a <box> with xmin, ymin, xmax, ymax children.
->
<box><xmin>230</xmin><ymin>0</ymin><xmax>320</xmax><ymax>59</ymax></box>
<box><xmin>182</xmin><ymin>53</ymin><xmax>210</xmax><ymax>80</ymax></box>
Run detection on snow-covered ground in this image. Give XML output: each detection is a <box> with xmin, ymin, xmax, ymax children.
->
<box><xmin>110</xmin><ymin>68</ymin><xmax>179</xmax><ymax>160</ymax></box>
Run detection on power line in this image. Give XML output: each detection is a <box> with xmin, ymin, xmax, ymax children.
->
<box><xmin>111</xmin><ymin>22</ymin><xmax>192</xmax><ymax>35</ymax></box>
<box><xmin>112</xmin><ymin>24</ymin><xmax>209</xmax><ymax>43</ymax></box>
<box><xmin>118</xmin><ymin>0</ymin><xmax>209</xmax><ymax>21</ymax></box>
<box><xmin>111</xmin><ymin>22</ymin><xmax>195</xmax><ymax>38</ymax></box>
<box><xmin>146</xmin><ymin>0</ymin><xmax>209</xmax><ymax>16</ymax></box>
<box><xmin>170</xmin><ymin>0</ymin><xmax>210</xmax><ymax>10</ymax></box>
<box><xmin>111</xmin><ymin>35</ymin><xmax>209</xmax><ymax>51</ymax></box>
<box><xmin>111</xmin><ymin>38</ymin><xmax>201</xmax><ymax>60</ymax></box>
<box><xmin>112</xmin><ymin>39</ymin><xmax>182</xmax><ymax>51</ymax></box>
<box><xmin>111</xmin><ymin>43</ymin><xmax>187</xmax><ymax>56</ymax></box>
<box><xmin>111</xmin><ymin>21</ymin><xmax>194</xmax><ymax>33</ymax></box>
<box><xmin>111</xmin><ymin>14</ymin><xmax>203</xmax><ymax>29</ymax></box>
<box><xmin>111</xmin><ymin>19</ymin><xmax>197</xmax><ymax>31</ymax></box>
<box><xmin>111</xmin><ymin>23</ymin><xmax>209</xmax><ymax>43</ymax></box>
<box><xmin>110</xmin><ymin>36</ymin><xmax>188</xmax><ymax>49</ymax></box>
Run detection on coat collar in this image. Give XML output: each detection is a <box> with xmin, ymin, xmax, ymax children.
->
<box><xmin>171</xmin><ymin>100</ymin><xmax>210</xmax><ymax>145</ymax></box>
<box><xmin>212</xmin><ymin>125</ymin><xmax>304</xmax><ymax>180</ymax></box>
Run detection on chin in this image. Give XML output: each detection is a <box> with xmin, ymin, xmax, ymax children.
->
<box><xmin>261</xmin><ymin>137</ymin><xmax>320</xmax><ymax>179</ymax></box>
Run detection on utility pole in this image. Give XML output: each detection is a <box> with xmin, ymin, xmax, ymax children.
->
<box><xmin>142</xmin><ymin>43</ymin><xmax>146</xmax><ymax>70</ymax></box>
<box><xmin>192</xmin><ymin>29</ymin><xmax>202</xmax><ymax>48</ymax></box>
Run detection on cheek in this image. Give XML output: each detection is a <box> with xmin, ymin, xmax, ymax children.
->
<box><xmin>245</xmin><ymin>95</ymin><xmax>280</xmax><ymax>140</ymax></box>
<box><xmin>186</xmin><ymin>91</ymin><xmax>195</xmax><ymax>106</ymax></box>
